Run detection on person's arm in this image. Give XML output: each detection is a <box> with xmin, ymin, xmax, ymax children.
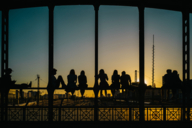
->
<box><xmin>75</xmin><ymin>75</ymin><xmax>77</xmax><ymax>83</ymax></box>
<box><xmin>106</xmin><ymin>74</ymin><xmax>108</xmax><ymax>81</ymax></box>
<box><xmin>85</xmin><ymin>76</ymin><xmax>87</xmax><ymax>84</ymax></box>
<box><xmin>78</xmin><ymin>76</ymin><xmax>80</xmax><ymax>84</ymax></box>
<box><xmin>129</xmin><ymin>75</ymin><xmax>131</xmax><ymax>85</ymax></box>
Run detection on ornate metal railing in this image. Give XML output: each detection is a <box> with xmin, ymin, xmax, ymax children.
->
<box><xmin>1</xmin><ymin>87</ymin><xmax>192</xmax><ymax>122</ymax></box>
<box><xmin>3</xmin><ymin>106</ymin><xmax>192</xmax><ymax>121</ymax></box>
<box><xmin>0</xmin><ymin>1</ymin><xmax>191</xmax><ymax>122</ymax></box>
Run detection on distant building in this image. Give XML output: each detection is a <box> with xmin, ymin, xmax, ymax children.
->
<box><xmin>8</xmin><ymin>93</ymin><xmax>16</xmax><ymax>99</ymax></box>
<box><xmin>53</xmin><ymin>94</ymin><xmax>59</xmax><ymax>99</ymax></box>
<box><xmin>28</xmin><ymin>91</ymin><xmax>38</xmax><ymax>98</ymax></box>
<box><xmin>43</xmin><ymin>94</ymin><xmax>49</xmax><ymax>99</ymax></box>
<box><xmin>57</xmin><ymin>94</ymin><xmax>65</xmax><ymax>98</ymax></box>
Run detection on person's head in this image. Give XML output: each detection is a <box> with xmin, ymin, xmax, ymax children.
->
<box><xmin>166</xmin><ymin>69</ymin><xmax>171</xmax><ymax>74</ymax></box>
<box><xmin>99</xmin><ymin>69</ymin><xmax>104</xmax><ymax>75</ymax></box>
<box><xmin>113</xmin><ymin>70</ymin><xmax>118</xmax><ymax>75</ymax></box>
<box><xmin>52</xmin><ymin>68</ymin><xmax>57</xmax><ymax>75</ymax></box>
<box><xmin>6</xmin><ymin>68</ymin><xmax>13</xmax><ymax>75</ymax></box>
<box><xmin>80</xmin><ymin>70</ymin><xmax>85</xmax><ymax>75</ymax></box>
<box><xmin>173</xmin><ymin>70</ymin><xmax>178</xmax><ymax>75</ymax></box>
<box><xmin>70</xmin><ymin>69</ymin><xmax>75</xmax><ymax>75</ymax></box>
<box><xmin>122</xmin><ymin>71</ymin><xmax>126</xmax><ymax>75</ymax></box>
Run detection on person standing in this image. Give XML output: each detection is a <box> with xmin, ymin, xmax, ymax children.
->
<box><xmin>172</xmin><ymin>70</ymin><xmax>182</xmax><ymax>100</ymax></box>
<box><xmin>120</xmin><ymin>71</ymin><xmax>131</xmax><ymax>98</ymax></box>
<box><xmin>162</xmin><ymin>69</ymin><xmax>173</xmax><ymax>101</ymax></box>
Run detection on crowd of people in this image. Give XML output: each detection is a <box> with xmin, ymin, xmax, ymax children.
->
<box><xmin>1</xmin><ymin>68</ymin><xmax>183</xmax><ymax>101</ymax></box>
<box><xmin>49</xmin><ymin>68</ymin><xmax>132</xmax><ymax>98</ymax></box>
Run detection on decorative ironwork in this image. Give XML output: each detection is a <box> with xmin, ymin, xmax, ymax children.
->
<box><xmin>0</xmin><ymin>108</ymin><xmax>1</xmax><ymax>121</ymax></box>
<box><xmin>131</xmin><ymin>108</ymin><xmax>139</xmax><ymax>121</ymax></box>
<box><xmin>26</xmin><ymin>108</ymin><xmax>41</xmax><ymax>121</ymax></box>
<box><xmin>113</xmin><ymin>108</ymin><xmax>129</xmax><ymax>121</ymax></box>
<box><xmin>166</xmin><ymin>108</ymin><xmax>181</xmax><ymax>121</ymax></box>
<box><xmin>98</xmin><ymin>108</ymin><xmax>112</xmax><ymax>121</ymax></box>
<box><xmin>52</xmin><ymin>108</ymin><xmax>59</xmax><ymax>121</ymax></box>
<box><xmin>78</xmin><ymin>108</ymin><xmax>94</xmax><ymax>121</ymax></box>
<box><xmin>190</xmin><ymin>108</ymin><xmax>192</xmax><ymax>121</ymax></box>
<box><xmin>145</xmin><ymin>108</ymin><xmax>163</xmax><ymax>121</ymax></box>
<box><xmin>61</xmin><ymin>108</ymin><xmax>77</xmax><ymax>121</ymax></box>
<box><xmin>43</xmin><ymin>108</ymin><xmax>48</xmax><ymax>121</ymax></box>
<box><xmin>8</xmin><ymin>108</ymin><xmax>23</xmax><ymax>121</ymax></box>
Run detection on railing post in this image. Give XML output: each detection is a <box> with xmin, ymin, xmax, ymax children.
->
<box><xmin>48</xmin><ymin>2</ymin><xmax>55</xmax><ymax>122</ymax></box>
<box><xmin>163</xmin><ymin>107</ymin><xmax>166</xmax><ymax>121</ymax></box>
<box><xmin>129</xmin><ymin>107</ymin><xmax>132</xmax><ymax>121</ymax></box>
<box><xmin>138</xmin><ymin>4</ymin><xmax>145</xmax><ymax>122</ymax></box>
<box><xmin>23</xmin><ymin>107</ymin><xmax>25</xmax><ymax>121</ymax></box>
<box><xmin>1</xmin><ymin>7</ymin><xmax>9</xmax><ymax>122</ymax></box>
<box><xmin>182</xmin><ymin>8</ymin><xmax>190</xmax><ymax>122</ymax></box>
<box><xmin>93</xmin><ymin>3</ymin><xmax>100</xmax><ymax>122</ymax></box>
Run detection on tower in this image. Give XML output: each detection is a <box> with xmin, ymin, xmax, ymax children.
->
<box><xmin>152</xmin><ymin>35</ymin><xmax>155</xmax><ymax>88</ymax></box>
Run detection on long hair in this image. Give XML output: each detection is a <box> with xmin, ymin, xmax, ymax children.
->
<box><xmin>80</xmin><ymin>70</ymin><xmax>85</xmax><ymax>75</ymax></box>
<box><xmin>70</xmin><ymin>69</ymin><xmax>75</xmax><ymax>75</ymax></box>
<box><xmin>99</xmin><ymin>69</ymin><xmax>104</xmax><ymax>75</ymax></box>
<box><xmin>113</xmin><ymin>70</ymin><xmax>118</xmax><ymax>75</ymax></box>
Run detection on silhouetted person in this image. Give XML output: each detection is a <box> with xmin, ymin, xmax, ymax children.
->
<box><xmin>78</xmin><ymin>70</ymin><xmax>88</xmax><ymax>98</ymax></box>
<box><xmin>47</xmin><ymin>68</ymin><xmax>66</xmax><ymax>89</ymax></box>
<box><xmin>2</xmin><ymin>68</ymin><xmax>32</xmax><ymax>99</ymax></box>
<box><xmin>120</xmin><ymin>71</ymin><xmax>131</xmax><ymax>98</ymax></box>
<box><xmin>66</xmin><ymin>69</ymin><xmax>78</xmax><ymax>98</ymax></box>
<box><xmin>162</xmin><ymin>69</ymin><xmax>173</xmax><ymax>101</ymax></box>
<box><xmin>172</xmin><ymin>70</ymin><xmax>182</xmax><ymax>100</ymax></box>
<box><xmin>97</xmin><ymin>69</ymin><xmax>109</xmax><ymax>97</ymax></box>
<box><xmin>110</xmin><ymin>70</ymin><xmax>120</xmax><ymax>98</ymax></box>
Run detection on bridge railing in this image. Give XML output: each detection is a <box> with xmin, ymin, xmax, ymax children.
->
<box><xmin>1</xmin><ymin>87</ymin><xmax>191</xmax><ymax>122</ymax></box>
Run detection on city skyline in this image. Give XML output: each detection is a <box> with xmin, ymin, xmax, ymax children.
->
<box><xmin>0</xmin><ymin>5</ymin><xmax>191</xmax><ymax>96</ymax></box>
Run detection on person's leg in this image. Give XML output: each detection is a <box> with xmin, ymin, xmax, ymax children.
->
<box><xmin>81</xmin><ymin>89</ymin><xmax>85</xmax><ymax>98</ymax></box>
<box><xmin>71</xmin><ymin>90</ymin><xmax>75</xmax><ymax>96</ymax></box>
<box><xmin>105</xmin><ymin>89</ymin><xmax>107</xmax><ymax>97</ymax></box>
<box><xmin>57</xmin><ymin>76</ymin><xmax>66</xmax><ymax>88</ymax></box>
<box><xmin>100</xmin><ymin>89</ymin><xmax>103</xmax><ymax>97</ymax></box>
<box><xmin>167</xmin><ymin>89</ymin><xmax>170</xmax><ymax>101</ymax></box>
<box><xmin>19</xmin><ymin>89</ymin><xmax>24</xmax><ymax>99</ymax></box>
<box><xmin>172</xmin><ymin>89</ymin><xmax>176</xmax><ymax>99</ymax></box>
<box><xmin>111</xmin><ymin>89</ymin><xmax>115</xmax><ymax>98</ymax></box>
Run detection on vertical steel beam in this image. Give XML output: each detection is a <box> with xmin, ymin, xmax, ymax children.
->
<box><xmin>138</xmin><ymin>5</ymin><xmax>145</xmax><ymax>122</ymax></box>
<box><xmin>48</xmin><ymin>3</ymin><xmax>54</xmax><ymax>122</ymax></box>
<box><xmin>182</xmin><ymin>10</ymin><xmax>190</xmax><ymax>121</ymax></box>
<box><xmin>93</xmin><ymin>4</ymin><xmax>99</xmax><ymax>122</ymax></box>
<box><xmin>1</xmin><ymin>8</ymin><xmax>9</xmax><ymax>122</ymax></box>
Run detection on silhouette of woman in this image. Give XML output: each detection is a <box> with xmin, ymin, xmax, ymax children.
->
<box><xmin>78</xmin><ymin>70</ymin><xmax>88</xmax><ymax>98</ymax></box>
<box><xmin>66</xmin><ymin>69</ymin><xmax>78</xmax><ymax>97</ymax></box>
<box><xmin>98</xmin><ymin>69</ymin><xmax>109</xmax><ymax>97</ymax></box>
<box><xmin>110</xmin><ymin>70</ymin><xmax>120</xmax><ymax>98</ymax></box>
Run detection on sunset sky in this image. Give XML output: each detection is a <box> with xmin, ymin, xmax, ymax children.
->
<box><xmin>0</xmin><ymin>5</ymin><xmax>191</xmax><ymax>97</ymax></box>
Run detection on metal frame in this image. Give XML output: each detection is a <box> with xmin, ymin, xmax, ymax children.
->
<box><xmin>0</xmin><ymin>1</ymin><xmax>191</xmax><ymax>122</ymax></box>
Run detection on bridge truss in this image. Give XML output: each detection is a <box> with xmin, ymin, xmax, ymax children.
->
<box><xmin>0</xmin><ymin>0</ymin><xmax>191</xmax><ymax>122</ymax></box>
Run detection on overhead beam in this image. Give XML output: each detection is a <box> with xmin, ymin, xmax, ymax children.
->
<box><xmin>0</xmin><ymin>0</ymin><xmax>192</xmax><ymax>13</ymax></box>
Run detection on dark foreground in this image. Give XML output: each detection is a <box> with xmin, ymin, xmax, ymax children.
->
<box><xmin>1</xmin><ymin>121</ymin><xmax>192</xmax><ymax>128</ymax></box>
